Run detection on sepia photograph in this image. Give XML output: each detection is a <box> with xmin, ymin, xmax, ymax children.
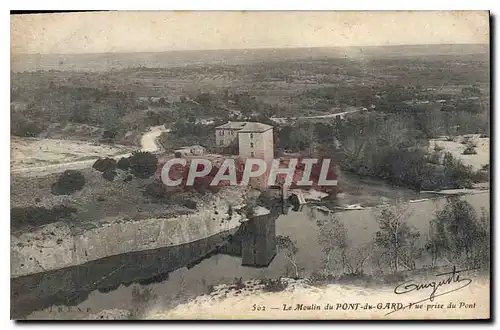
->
<box><xmin>9</xmin><ymin>10</ymin><xmax>490</xmax><ymax>320</ymax></box>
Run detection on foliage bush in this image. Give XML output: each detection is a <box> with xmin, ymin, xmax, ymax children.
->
<box><xmin>472</xmin><ymin>169</ymin><xmax>489</xmax><ymax>183</ymax></box>
<box><xmin>117</xmin><ymin>157</ymin><xmax>131</xmax><ymax>170</ymax></box>
<box><xmin>462</xmin><ymin>145</ymin><xmax>477</xmax><ymax>155</ymax></box>
<box><xmin>427</xmin><ymin>152</ymin><xmax>443</xmax><ymax>165</ymax></box>
<box><xmin>182</xmin><ymin>199</ymin><xmax>198</xmax><ymax>209</ymax></box>
<box><xmin>434</xmin><ymin>144</ymin><xmax>444</xmax><ymax>152</ymax></box>
<box><xmin>426</xmin><ymin>197</ymin><xmax>489</xmax><ymax>268</ymax></box>
<box><xmin>102</xmin><ymin>169</ymin><xmax>117</xmax><ymax>182</ymax></box>
<box><xmin>51</xmin><ymin>170</ymin><xmax>86</xmax><ymax>195</ymax></box>
<box><xmin>232</xmin><ymin>277</ymin><xmax>246</xmax><ymax>290</ymax></box>
<box><xmin>11</xmin><ymin>205</ymin><xmax>77</xmax><ymax>230</ymax></box>
<box><xmin>101</xmin><ymin>129</ymin><xmax>117</xmax><ymax>143</ymax></box>
<box><xmin>261</xmin><ymin>278</ymin><xmax>288</xmax><ymax>293</ymax></box>
<box><xmin>92</xmin><ymin>157</ymin><xmax>117</xmax><ymax>172</ymax></box>
<box><xmin>129</xmin><ymin>151</ymin><xmax>158</xmax><ymax>178</ymax></box>
<box><xmin>11</xmin><ymin>119</ymin><xmax>44</xmax><ymax>137</ymax></box>
<box><xmin>374</xmin><ymin>204</ymin><xmax>422</xmax><ymax>272</ymax></box>
<box><xmin>441</xmin><ymin>153</ymin><xmax>475</xmax><ymax>188</ymax></box>
<box><xmin>144</xmin><ymin>181</ymin><xmax>167</xmax><ymax>199</ymax></box>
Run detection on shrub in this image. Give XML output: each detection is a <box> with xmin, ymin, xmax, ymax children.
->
<box><xmin>11</xmin><ymin>205</ymin><xmax>77</xmax><ymax>230</ymax></box>
<box><xmin>117</xmin><ymin>157</ymin><xmax>130</xmax><ymax>170</ymax></box>
<box><xmin>11</xmin><ymin>119</ymin><xmax>43</xmax><ymax>137</ymax></box>
<box><xmin>461</xmin><ymin>137</ymin><xmax>471</xmax><ymax>145</ymax></box>
<box><xmin>434</xmin><ymin>144</ymin><xmax>444</xmax><ymax>152</ymax></box>
<box><xmin>427</xmin><ymin>152</ymin><xmax>442</xmax><ymax>165</ymax></box>
<box><xmin>308</xmin><ymin>272</ymin><xmax>335</xmax><ymax>286</ymax></box>
<box><xmin>129</xmin><ymin>151</ymin><xmax>158</xmax><ymax>178</ymax></box>
<box><xmin>428</xmin><ymin>197</ymin><xmax>489</xmax><ymax>268</ymax></box>
<box><xmin>102</xmin><ymin>169</ymin><xmax>117</xmax><ymax>182</ymax></box>
<box><xmin>51</xmin><ymin>170</ymin><xmax>86</xmax><ymax>195</ymax></box>
<box><xmin>472</xmin><ymin>169</ymin><xmax>489</xmax><ymax>183</ymax></box>
<box><xmin>182</xmin><ymin>199</ymin><xmax>197</xmax><ymax>209</ymax></box>
<box><xmin>261</xmin><ymin>278</ymin><xmax>288</xmax><ymax>293</ymax></box>
<box><xmin>442</xmin><ymin>153</ymin><xmax>475</xmax><ymax>188</ymax></box>
<box><xmin>92</xmin><ymin>157</ymin><xmax>117</xmax><ymax>172</ymax></box>
<box><xmin>381</xmin><ymin>272</ymin><xmax>407</xmax><ymax>284</ymax></box>
<box><xmin>462</xmin><ymin>145</ymin><xmax>477</xmax><ymax>155</ymax></box>
<box><xmin>123</xmin><ymin>174</ymin><xmax>133</xmax><ymax>182</ymax></box>
<box><xmin>232</xmin><ymin>277</ymin><xmax>246</xmax><ymax>290</ymax></box>
<box><xmin>102</xmin><ymin>129</ymin><xmax>117</xmax><ymax>142</ymax></box>
<box><xmin>144</xmin><ymin>181</ymin><xmax>166</xmax><ymax>199</ymax></box>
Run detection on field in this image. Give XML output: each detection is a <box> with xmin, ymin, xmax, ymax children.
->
<box><xmin>11</xmin><ymin>45</ymin><xmax>490</xmax><ymax>135</ymax></box>
<box><xmin>429</xmin><ymin>134</ymin><xmax>490</xmax><ymax>171</ymax></box>
<box><xmin>10</xmin><ymin>44</ymin><xmax>491</xmax><ymax>230</ymax></box>
<box><xmin>11</xmin><ymin>137</ymin><xmax>134</xmax><ymax>169</ymax></box>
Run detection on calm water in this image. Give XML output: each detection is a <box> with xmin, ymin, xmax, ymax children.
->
<box><xmin>13</xmin><ymin>192</ymin><xmax>489</xmax><ymax>319</ymax></box>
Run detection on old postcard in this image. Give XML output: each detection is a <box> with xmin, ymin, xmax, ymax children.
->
<box><xmin>10</xmin><ymin>11</ymin><xmax>490</xmax><ymax>320</ymax></box>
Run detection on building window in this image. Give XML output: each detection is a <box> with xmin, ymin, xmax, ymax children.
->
<box><xmin>219</xmin><ymin>130</ymin><xmax>224</xmax><ymax>136</ymax></box>
<box><xmin>250</xmin><ymin>152</ymin><xmax>254</xmax><ymax>157</ymax></box>
<box><xmin>220</xmin><ymin>140</ymin><xmax>224</xmax><ymax>146</ymax></box>
<box><xmin>250</xmin><ymin>143</ymin><xmax>254</xmax><ymax>148</ymax></box>
<box><xmin>250</xmin><ymin>133</ymin><xmax>254</xmax><ymax>139</ymax></box>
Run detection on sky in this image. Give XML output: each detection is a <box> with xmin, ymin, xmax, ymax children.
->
<box><xmin>11</xmin><ymin>11</ymin><xmax>489</xmax><ymax>54</ymax></box>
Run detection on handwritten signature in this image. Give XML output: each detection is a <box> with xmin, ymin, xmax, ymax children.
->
<box><xmin>386</xmin><ymin>266</ymin><xmax>479</xmax><ymax>316</ymax></box>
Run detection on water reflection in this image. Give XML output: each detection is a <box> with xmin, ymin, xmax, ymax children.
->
<box><xmin>11</xmin><ymin>200</ymin><xmax>282</xmax><ymax>319</ymax></box>
<box><xmin>13</xmin><ymin>194</ymin><xmax>488</xmax><ymax>319</ymax></box>
<box><xmin>221</xmin><ymin>213</ymin><xmax>277</xmax><ymax>267</ymax></box>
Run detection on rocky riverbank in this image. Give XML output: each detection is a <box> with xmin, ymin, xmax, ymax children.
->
<box><xmin>11</xmin><ymin>187</ymin><xmax>249</xmax><ymax>278</ymax></box>
<box><xmin>144</xmin><ymin>276</ymin><xmax>490</xmax><ymax>320</ymax></box>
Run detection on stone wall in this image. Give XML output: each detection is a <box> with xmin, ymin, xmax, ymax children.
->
<box><xmin>11</xmin><ymin>195</ymin><xmax>246</xmax><ymax>278</ymax></box>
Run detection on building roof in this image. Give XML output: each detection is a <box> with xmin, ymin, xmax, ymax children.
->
<box><xmin>215</xmin><ymin>121</ymin><xmax>273</xmax><ymax>133</ymax></box>
<box><xmin>175</xmin><ymin>145</ymin><xmax>205</xmax><ymax>151</ymax></box>
<box><xmin>215</xmin><ymin>121</ymin><xmax>248</xmax><ymax>130</ymax></box>
<box><xmin>238</xmin><ymin>122</ymin><xmax>273</xmax><ymax>133</ymax></box>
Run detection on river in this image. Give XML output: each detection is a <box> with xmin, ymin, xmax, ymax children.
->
<box><xmin>13</xmin><ymin>192</ymin><xmax>489</xmax><ymax>320</ymax></box>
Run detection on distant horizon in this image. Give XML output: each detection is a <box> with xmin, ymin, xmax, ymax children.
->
<box><xmin>11</xmin><ymin>12</ymin><xmax>489</xmax><ymax>55</ymax></box>
<box><xmin>12</xmin><ymin>43</ymin><xmax>490</xmax><ymax>57</ymax></box>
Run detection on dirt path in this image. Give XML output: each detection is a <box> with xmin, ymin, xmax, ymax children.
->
<box><xmin>11</xmin><ymin>125</ymin><xmax>170</xmax><ymax>178</ymax></box>
<box><xmin>270</xmin><ymin>107</ymin><xmax>365</xmax><ymax>123</ymax></box>
<box><xmin>140</xmin><ymin>125</ymin><xmax>169</xmax><ymax>152</ymax></box>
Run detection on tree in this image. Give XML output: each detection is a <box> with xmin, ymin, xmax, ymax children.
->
<box><xmin>11</xmin><ymin>117</ymin><xmax>44</xmax><ymax>137</ymax></box>
<box><xmin>51</xmin><ymin>170</ymin><xmax>86</xmax><ymax>195</ymax></box>
<box><xmin>102</xmin><ymin>169</ymin><xmax>117</xmax><ymax>182</ymax></box>
<box><xmin>101</xmin><ymin>128</ymin><xmax>118</xmax><ymax>143</ymax></box>
<box><xmin>92</xmin><ymin>157</ymin><xmax>117</xmax><ymax>172</ymax></box>
<box><xmin>374</xmin><ymin>203</ymin><xmax>421</xmax><ymax>273</ymax></box>
<box><xmin>276</xmin><ymin>235</ymin><xmax>300</xmax><ymax>278</ymax></box>
<box><xmin>425</xmin><ymin>220</ymin><xmax>447</xmax><ymax>268</ymax></box>
<box><xmin>117</xmin><ymin>157</ymin><xmax>131</xmax><ymax>170</ymax></box>
<box><xmin>317</xmin><ymin>214</ymin><xmax>371</xmax><ymax>276</ymax></box>
<box><xmin>128</xmin><ymin>151</ymin><xmax>158</xmax><ymax>178</ymax></box>
<box><xmin>428</xmin><ymin>197</ymin><xmax>489</xmax><ymax>268</ymax></box>
<box><xmin>316</xmin><ymin>215</ymin><xmax>350</xmax><ymax>275</ymax></box>
<box><xmin>144</xmin><ymin>181</ymin><xmax>167</xmax><ymax>199</ymax></box>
